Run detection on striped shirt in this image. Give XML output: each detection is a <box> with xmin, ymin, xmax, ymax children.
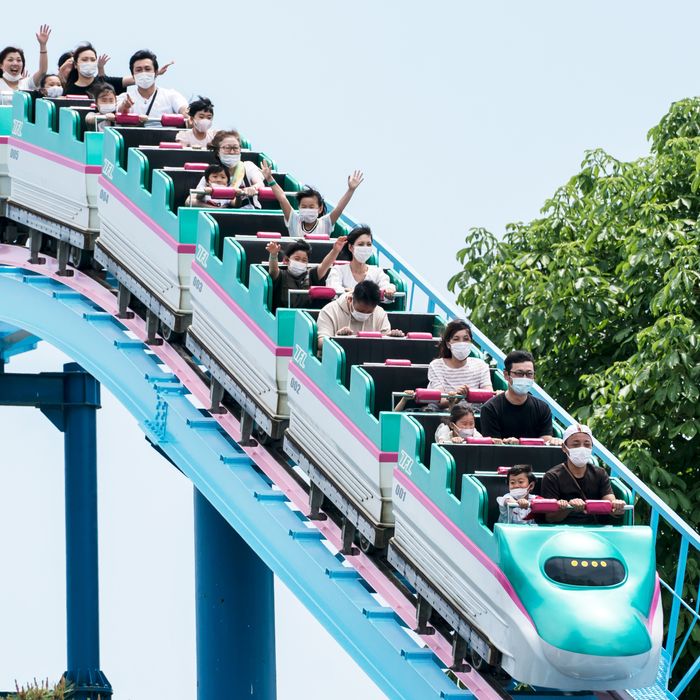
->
<box><xmin>427</xmin><ymin>357</ymin><xmax>492</xmax><ymax>393</ymax></box>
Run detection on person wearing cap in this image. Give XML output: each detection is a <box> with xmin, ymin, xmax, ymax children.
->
<box><xmin>539</xmin><ymin>424</ymin><xmax>626</xmax><ymax>524</ymax></box>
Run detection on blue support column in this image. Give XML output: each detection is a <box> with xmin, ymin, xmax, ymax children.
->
<box><xmin>194</xmin><ymin>488</ymin><xmax>276</xmax><ymax>700</ymax></box>
<box><xmin>61</xmin><ymin>364</ymin><xmax>111</xmax><ymax>699</ymax></box>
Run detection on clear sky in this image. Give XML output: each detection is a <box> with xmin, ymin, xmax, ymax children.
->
<box><xmin>2</xmin><ymin>2</ymin><xmax>700</xmax><ymax>698</ymax></box>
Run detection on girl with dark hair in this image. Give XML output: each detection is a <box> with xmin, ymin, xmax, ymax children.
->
<box><xmin>427</xmin><ymin>320</ymin><xmax>493</xmax><ymax>403</ymax></box>
<box><xmin>326</xmin><ymin>224</ymin><xmax>396</xmax><ymax>297</ymax></box>
<box><xmin>435</xmin><ymin>402</ymin><xmax>483</xmax><ymax>443</ymax></box>
<box><xmin>0</xmin><ymin>25</ymin><xmax>51</xmax><ymax>93</ymax></box>
<box><xmin>176</xmin><ymin>96</ymin><xmax>216</xmax><ymax>148</ymax></box>
<box><xmin>84</xmin><ymin>83</ymin><xmax>118</xmax><ymax>132</ymax></box>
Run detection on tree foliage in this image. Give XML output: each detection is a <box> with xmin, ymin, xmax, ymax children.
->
<box><xmin>449</xmin><ymin>98</ymin><xmax>700</xmax><ymax>692</ymax></box>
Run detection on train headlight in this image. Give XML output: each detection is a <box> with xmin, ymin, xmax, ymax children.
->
<box><xmin>544</xmin><ymin>557</ymin><xmax>625</xmax><ymax>586</ymax></box>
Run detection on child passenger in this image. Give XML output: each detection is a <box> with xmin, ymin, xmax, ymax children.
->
<box><xmin>186</xmin><ymin>164</ymin><xmax>234</xmax><ymax>208</ymax></box>
<box><xmin>434</xmin><ymin>402</ymin><xmax>483</xmax><ymax>443</ymax></box>
<box><xmin>497</xmin><ymin>465</ymin><xmax>537</xmax><ymax>525</ymax></box>
<box><xmin>85</xmin><ymin>82</ymin><xmax>118</xmax><ymax>132</ymax></box>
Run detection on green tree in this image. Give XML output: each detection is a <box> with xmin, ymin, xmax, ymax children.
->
<box><xmin>449</xmin><ymin>98</ymin><xmax>700</xmax><ymax>694</ymax></box>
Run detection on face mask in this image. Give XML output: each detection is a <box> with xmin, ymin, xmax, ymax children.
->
<box><xmin>298</xmin><ymin>208</ymin><xmax>319</xmax><ymax>224</ymax></box>
<box><xmin>509</xmin><ymin>487</ymin><xmax>530</xmax><ymax>500</ymax></box>
<box><xmin>134</xmin><ymin>72</ymin><xmax>156</xmax><ymax>89</ymax></box>
<box><xmin>351</xmin><ymin>305</ymin><xmax>371</xmax><ymax>322</ymax></box>
<box><xmin>46</xmin><ymin>86</ymin><xmax>63</xmax><ymax>98</ymax></box>
<box><xmin>567</xmin><ymin>447</ymin><xmax>592</xmax><ymax>468</ymax></box>
<box><xmin>353</xmin><ymin>245</ymin><xmax>373</xmax><ymax>263</ymax></box>
<box><xmin>450</xmin><ymin>341</ymin><xmax>472</xmax><ymax>361</ymax></box>
<box><xmin>511</xmin><ymin>377</ymin><xmax>533</xmax><ymax>395</ymax></box>
<box><xmin>194</xmin><ymin>118</ymin><xmax>212</xmax><ymax>133</ymax></box>
<box><xmin>219</xmin><ymin>153</ymin><xmax>240</xmax><ymax>168</ymax></box>
<box><xmin>287</xmin><ymin>260</ymin><xmax>308</xmax><ymax>277</ymax></box>
<box><xmin>98</xmin><ymin>103</ymin><xmax>116</xmax><ymax>115</ymax></box>
<box><xmin>78</xmin><ymin>62</ymin><xmax>98</xmax><ymax>78</ymax></box>
<box><xmin>4</xmin><ymin>72</ymin><xmax>20</xmax><ymax>83</ymax></box>
<box><xmin>458</xmin><ymin>428</ymin><xmax>474</xmax><ymax>438</ymax></box>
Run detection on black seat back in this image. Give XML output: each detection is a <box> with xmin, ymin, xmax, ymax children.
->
<box><xmin>210</xmin><ymin>212</ymin><xmax>289</xmax><ymax>257</ymax></box>
<box><xmin>136</xmin><ymin>147</ymin><xmax>216</xmax><ymax>190</ymax></box>
<box><xmin>332</xmin><ymin>337</ymin><xmax>438</xmax><ymax>386</ymax></box>
<box><xmin>163</xmin><ymin>169</ymin><xmax>206</xmax><ymax>210</ymax></box>
<box><xmin>387</xmin><ymin>312</ymin><xmax>442</xmax><ymax>335</ymax></box>
<box><xmin>236</xmin><ymin>236</ymin><xmax>334</xmax><ymax>266</ymax></box>
<box><xmin>114</xmin><ymin>126</ymin><xmax>182</xmax><ymax>151</ymax></box>
<box><xmin>358</xmin><ymin>364</ymin><xmax>429</xmax><ymax>416</ymax></box>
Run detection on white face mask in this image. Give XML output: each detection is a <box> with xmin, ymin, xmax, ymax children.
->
<box><xmin>194</xmin><ymin>118</ymin><xmax>212</xmax><ymax>133</ymax></box>
<box><xmin>450</xmin><ymin>341</ymin><xmax>472</xmax><ymax>361</ymax></box>
<box><xmin>287</xmin><ymin>260</ymin><xmax>308</xmax><ymax>277</ymax></box>
<box><xmin>511</xmin><ymin>377</ymin><xmax>534</xmax><ymax>395</ymax></box>
<box><xmin>4</xmin><ymin>72</ymin><xmax>20</xmax><ymax>84</ymax></box>
<box><xmin>78</xmin><ymin>62</ymin><xmax>98</xmax><ymax>78</ymax></box>
<box><xmin>509</xmin><ymin>487</ymin><xmax>530</xmax><ymax>500</ymax></box>
<box><xmin>98</xmin><ymin>103</ymin><xmax>116</xmax><ymax>115</ymax></box>
<box><xmin>353</xmin><ymin>245</ymin><xmax>373</xmax><ymax>263</ymax></box>
<box><xmin>351</xmin><ymin>304</ymin><xmax>371</xmax><ymax>322</ymax></box>
<box><xmin>458</xmin><ymin>428</ymin><xmax>474</xmax><ymax>438</ymax></box>
<box><xmin>45</xmin><ymin>85</ymin><xmax>63</xmax><ymax>98</ymax></box>
<box><xmin>219</xmin><ymin>153</ymin><xmax>240</xmax><ymax>168</ymax></box>
<box><xmin>298</xmin><ymin>208</ymin><xmax>319</xmax><ymax>224</ymax></box>
<box><xmin>134</xmin><ymin>72</ymin><xmax>156</xmax><ymax>89</ymax></box>
<box><xmin>567</xmin><ymin>447</ymin><xmax>592</xmax><ymax>468</ymax></box>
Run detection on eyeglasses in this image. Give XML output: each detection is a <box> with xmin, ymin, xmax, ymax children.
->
<box><xmin>510</xmin><ymin>370</ymin><xmax>535</xmax><ymax>378</ymax></box>
<box><xmin>219</xmin><ymin>145</ymin><xmax>241</xmax><ymax>153</ymax></box>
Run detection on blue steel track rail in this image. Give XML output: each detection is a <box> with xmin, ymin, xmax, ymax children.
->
<box><xmin>0</xmin><ymin>264</ymin><xmax>473</xmax><ymax>700</ymax></box>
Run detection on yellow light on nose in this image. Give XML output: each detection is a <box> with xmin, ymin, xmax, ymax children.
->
<box><xmin>581</xmin><ymin>561</ymin><xmax>589</xmax><ymax>567</ymax></box>
<box><xmin>600</xmin><ymin>561</ymin><xmax>607</xmax><ymax>568</ymax></box>
<box><xmin>571</xmin><ymin>560</ymin><xmax>578</xmax><ymax>567</ymax></box>
<box><xmin>592</xmin><ymin>561</ymin><xmax>599</xmax><ymax>567</ymax></box>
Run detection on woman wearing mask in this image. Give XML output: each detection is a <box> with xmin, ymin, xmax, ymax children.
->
<box><xmin>325</xmin><ymin>225</ymin><xmax>395</xmax><ymax>298</ymax></box>
<box><xmin>0</xmin><ymin>25</ymin><xmax>51</xmax><ymax>93</ymax></box>
<box><xmin>205</xmin><ymin>130</ymin><xmax>265</xmax><ymax>209</ymax></box>
<box><xmin>427</xmin><ymin>320</ymin><xmax>493</xmax><ymax>406</ymax></box>
<box><xmin>176</xmin><ymin>96</ymin><xmax>216</xmax><ymax>148</ymax></box>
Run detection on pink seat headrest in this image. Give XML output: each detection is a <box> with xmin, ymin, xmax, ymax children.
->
<box><xmin>414</xmin><ymin>388</ymin><xmax>442</xmax><ymax>403</ymax></box>
<box><xmin>530</xmin><ymin>498</ymin><xmax>560</xmax><ymax>513</ymax></box>
<box><xmin>496</xmin><ymin>466</ymin><xmax>510</xmax><ymax>475</ymax></box>
<box><xmin>305</xmin><ymin>233</ymin><xmax>330</xmax><ymax>240</ymax></box>
<box><xmin>467</xmin><ymin>389</ymin><xmax>495</xmax><ymax>403</ymax></box>
<box><xmin>585</xmin><ymin>500</ymin><xmax>613</xmax><ymax>515</ymax></box>
<box><xmin>257</xmin><ymin>187</ymin><xmax>275</xmax><ymax>201</ymax></box>
<box><xmin>184</xmin><ymin>162</ymin><xmax>209</xmax><ymax>171</ymax></box>
<box><xmin>466</xmin><ymin>437</ymin><xmax>494</xmax><ymax>445</ymax></box>
<box><xmin>64</xmin><ymin>94</ymin><xmax>91</xmax><ymax>100</ymax></box>
<box><xmin>115</xmin><ymin>113</ymin><xmax>141</xmax><ymax>125</ymax></box>
<box><xmin>519</xmin><ymin>437</ymin><xmax>546</xmax><ymax>446</ymax></box>
<box><xmin>357</xmin><ymin>331</ymin><xmax>382</xmax><ymax>338</ymax></box>
<box><xmin>406</xmin><ymin>332</ymin><xmax>433</xmax><ymax>340</ymax></box>
<box><xmin>159</xmin><ymin>141</ymin><xmax>182</xmax><ymax>149</ymax></box>
<box><xmin>385</xmin><ymin>359</ymin><xmax>411</xmax><ymax>366</ymax></box>
<box><xmin>333</xmin><ymin>260</ymin><xmax>351</xmax><ymax>265</ymax></box>
<box><xmin>209</xmin><ymin>187</ymin><xmax>237</xmax><ymax>199</ymax></box>
<box><xmin>161</xmin><ymin>114</ymin><xmax>185</xmax><ymax>127</ymax></box>
<box><xmin>256</xmin><ymin>231</ymin><xmax>282</xmax><ymax>239</ymax></box>
<box><xmin>308</xmin><ymin>286</ymin><xmax>336</xmax><ymax>301</ymax></box>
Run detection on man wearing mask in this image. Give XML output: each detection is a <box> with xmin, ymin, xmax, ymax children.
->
<box><xmin>315</xmin><ymin>280</ymin><xmax>404</xmax><ymax>351</ymax></box>
<box><xmin>540</xmin><ymin>424</ymin><xmax>626</xmax><ymax>524</ymax></box>
<box><xmin>117</xmin><ymin>49</ymin><xmax>187</xmax><ymax>127</ymax></box>
<box><xmin>480</xmin><ymin>350</ymin><xmax>561</xmax><ymax>445</ymax></box>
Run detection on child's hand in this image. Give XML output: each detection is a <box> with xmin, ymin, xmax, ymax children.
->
<box><xmin>557</xmin><ymin>499</ymin><xmax>570</xmax><ymax>510</ymax></box>
<box><xmin>333</xmin><ymin>235</ymin><xmax>347</xmax><ymax>253</ymax></box>
<box><xmin>387</xmin><ymin>329</ymin><xmax>405</xmax><ymax>337</ymax></box>
<box><xmin>261</xmin><ymin>160</ymin><xmax>273</xmax><ymax>182</ymax></box>
<box><xmin>265</xmin><ymin>242</ymin><xmax>281</xmax><ymax>256</ymax></box>
<box><xmin>384</xmin><ymin>285</ymin><xmax>397</xmax><ymax>298</ymax></box>
<box><xmin>502</xmin><ymin>437</ymin><xmax>520</xmax><ymax>445</ymax></box>
<box><xmin>517</xmin><ymin>498</ymin><xmax>530</xmax><ymax>509</ymax></box>
<box><xmin>452</xmin><ymin>436</ymin><xmax>464</xmax><ymax>444</ymax></box>
<box><xmin>138</xmin><ymin>115</ymin><xmax>149</xmax><ymax>124</ymax></box>
<box><xmin>239</xmin><ymin>186</ymin><xmax>258</xmax><ymax>197</ymax></box>
<box><xmin>348</xmin><ymin>170</ymin><xmax>364</xmax><ymax>190</ymax></box>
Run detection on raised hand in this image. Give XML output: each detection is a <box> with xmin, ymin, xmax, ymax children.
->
<box><xmin>348</xmin><ymin>169</ymin><xmax>364</xmax><ymax>191</ymax></box>
<box><xmin>332</xmin><ymin>235</ymin><xmax>347</xmax><ymax>253</ymax></box>
<box><xmin>36</xmin><ymin>24</ymin><xmax>51</xmax><ymax>48</ymax></box>
<box><xmin>119</xmin><ymin>93</ymin><xmax>134</xmax><ymax>113</ymax></box>
<box><xmin>157</xmin><ymin>60</ymin><xmax>175</xmax><ymax>76</ymax></box>
<box><xmin>98</xmin><ymin>54</ymin><xmax>111</xmax><ymax>73</ymax></box>
<box><xmin>265</xmin><ymin>242</ymin><xmax>281</xmax><ymax>256</ymax></box>
<box><xmin>261</xmin><ymin>160</ymin><xmax>273</xmax><ymax>182</ymax></box>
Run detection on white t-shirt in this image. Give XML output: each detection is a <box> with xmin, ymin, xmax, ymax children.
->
<box><xmin>497</xmin><ymin>493</ymin><xmax>537</xmax><ymax>525</ymax></box>
<box><xmin>427</xmin><ymin>357</ymin><xmax>492</xmax><ymax>393</ymax></box>
<box><xmin>326</xmin><ymin>263</ymin><xmax>391</xmax><ymax>294</ymax></box>
<box><xmin>0</xmin><ymin>75</ymin><xmax>36</xmax><ymax>92</ymax></box>
<box><xmin>117</xmin><ymin>86</ymin><xmax>188</xmax><ymax>127</ymax></box>
<box><xmin>285</xmin><ymin>210</ymin><xmax>333</xmax><ymax>238</ymax></box>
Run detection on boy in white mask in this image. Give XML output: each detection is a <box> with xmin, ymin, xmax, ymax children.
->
<box><xmin>435</xmin><ymin>402</ymin><xmax>483</xmax><ymax>443</ymax></box>
<box><xmin>176</xmin><ymin>96</ymin><xmax>216</xmax><ymax>149</ymax></box>
<box><xmin>260</xmin><ymin>161</ymin><xmax>363</xmax><ymax>237</ymax></box>
<box><xmin>540</xmin><ymin>423</ymin><xmax>626</xmax><ymax>524</ymax></box>
<box><xmin>325</xmin><ymin>225</ymin><xmax>396</xmax><ymax>298</ymax></box>
<box><xmin>117</xmin><ymin>49</ymin><xmax>187</xmax><ymax>128</ymax></box>
<box><xmin>497</xmin><ymin>465</ymin><xmax>537</xmax><ymax>525</ymax></box>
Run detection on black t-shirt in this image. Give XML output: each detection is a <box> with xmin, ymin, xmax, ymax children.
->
<box><xmin>64</xmin><ymin>76</ymin><xmax>124</xmax><ymax>97</ymax></box>
<box><xmin>479</xmin><ymin>392</ymin><xmax>552</xmax><ymax>439</ymax></box>
<box><xmin>540</xmin><ymin>462</ymin><xmax>614</xmax><ymax>525</ymax></box>
<box><xmin>272</xmin><ymin>267</ymin><xmax>327</xmax><ymax>310</ymax></box>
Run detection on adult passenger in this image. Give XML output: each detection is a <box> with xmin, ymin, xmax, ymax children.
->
<box><xmin>0</xmin><ymin>25</ymin><xmax>52</xmax><ymax>93</ymax></box>
<box><xmin>326</xmin><ymin>225</ymin><xmax>396</xmax><ymax>298</ymax></box>
<box><xmin>540</xmin><ymin>424</ymin><xmax>626</xmax><ymax>524</ymax></box>
<box><xmin>316</xmin><ymin>280</ymin><xmax>404</xmax><ymax>350</ymax></box>
<box><xmin>117</xmin><ymin>50</ymin><xmax>186</xmax><ymax>127</ymax></box>
<box><xmin>176</xmin><ymin>96</ymin><xmax>216</xmax><ymax>148</ymax></box>
<box><xmin>479</xmin><ymin>350</ymin><xmax>561</xmax><ymax>445</ymax></box>
<box><xmin>427</xmin><ymin>320</ymin><xmax>493</xmax><ymax>406</ymax></box>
